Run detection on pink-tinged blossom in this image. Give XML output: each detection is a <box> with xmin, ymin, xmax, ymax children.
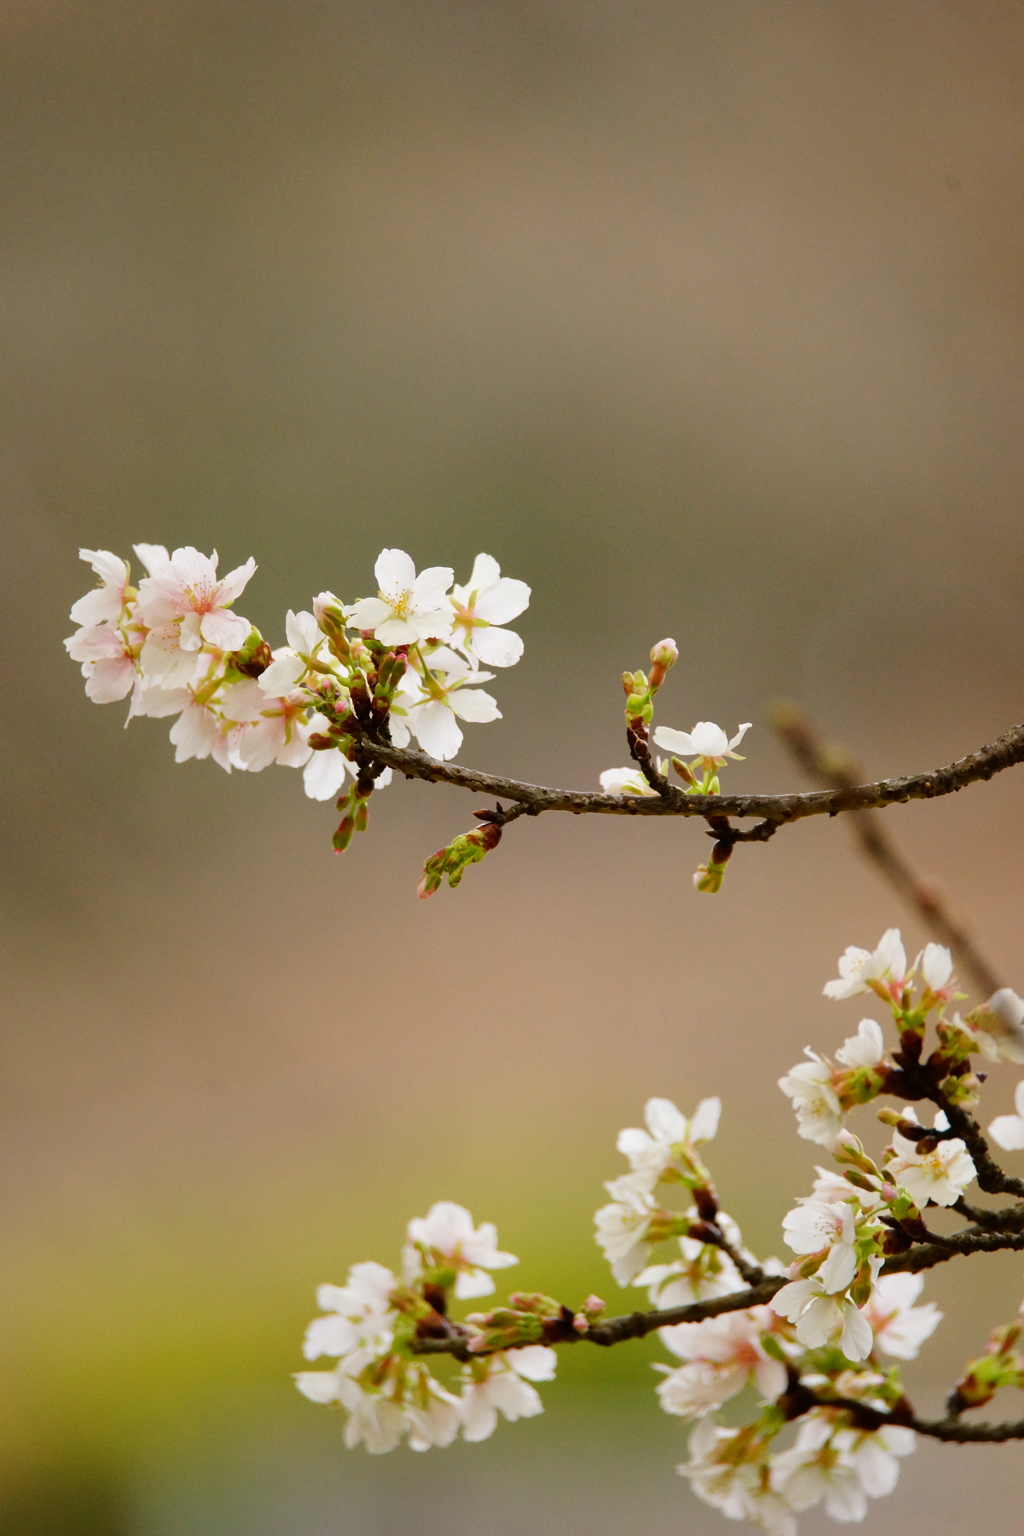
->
<box><xmin>403</xmin><ymin>1202</ymin><xmax>517</xmax><ymax>1300</ymax></box>
<box><xmin>220</xmin><ymin>679</ymin><xmax>315</xmax><ymax>771</ymax></box>
<box><xmin>824</xmin><ymin>929</ymin><xmax>907</xmax><ymax>1001</ymax></box>
<box><xmin>782</xmin><ymin>1201</ymin><xmax>859</xmax><ymax>1293</ymax></box>
<box><xmin>770</xmin><ymin>1272</ymin><xmax>876</xmax><ymax>1361</ymax></box>
<box><xmin>390</xmin><ymin>660</ymin><xmax>500</xmax><ymax>761</ymax></box>
<box><xmin>168</xmin><ymin>701</ymin><xmax>237</xmax><ymax>771</ymax></box>
<box><xmin>655</xmin><ymin>1308</ymin><xmax>787</xmax><ymax>1419</ymax></box>
<box><xmin>459</xmin><ymin>1347</ymin><xmax>555</xmax><ymax>1442</ymax></box>
<box><xmin>69</xmin><ymin>549</ymin><xmax>131</xmax><ymax>627</ymax></box>
<box><xmin>778</xmin><ymin>1051</ymin><xmax>843</xmax><ymax>1147</ymax></box>
<box><xmin>616</xmin><ymin>1095</ymin><xmax>721</xmax><ymax>1191</ymax></box>
<box><xmin>346</xmin><ymin>549</ymin><xmax>454</xmax><ymax>646</ymax></box>
<box><xmin>680</xmin><ymin>1419</ymin><xmax>797</xmax><ymax>1536</ymax></box>
<box><xmin>834</xmin><ymin>1018</ymin><xmax>887</xmax><ymax>1070</ymax></box>
<box><xmin>302</xmin><ymin>1263</ymin><xmax>397</xmax><ymax>1361</ymax></box>
<box><xmin>988</xmin><ymin>1079</ymin><xmax>1024</xmax><ymax>1152</ymax></box>
<box><xmin>136</xmin><ymin>546</ymin><xmax>256</xmax><ymax>679</ymax></box>
<box><xmin>449</xmin><ymin>553</ymin><xmax>530</xmax><ymax>669</ymax></box>
<box><xmin>652</xmin><ymin>720</ymin><xmax>751</xmax><ymax>766</ymax></box>
<box><xmin>884</xmin><ymin>1126</ymin><xmax>975</xmax><ymax>1208</ymax></box>
<box><xmin>594</xmin><ymin>1176</ymin><xmax>662</xmax><ymax>1285</ymax></box>
<box><xmin>64</xmin><ymin>623</ymin><xmax>138</xmax><ymax>703</ymax></box>
<box><xmin>861</xmin><ymin>1273</ymin><xmax>942</xmax><ymax>1359</ymax></box>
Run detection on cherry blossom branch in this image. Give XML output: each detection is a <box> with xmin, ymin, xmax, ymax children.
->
<box><xmin>787</xmin><ymin>1382</ymin><xmax>1024</xmax><ymax>1443</ymax></box>
<box><xmin>772</xmin><ymin>703</ymin><xmax>1004</xmax><ymax>998</ymax></box>
<box><xmin>349</xmin><ymin>721</ymin><xmax>1024</xmax><ymax>834</ymax></box>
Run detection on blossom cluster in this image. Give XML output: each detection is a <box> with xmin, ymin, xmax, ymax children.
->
<box><xmin>298</xmin><ymin>931</ymin><xmax>1024</xmax><ymax>1533</ymax></box>
<box><xmin>591</xmin><ymin>1086</ymin><xmax>940</xmax><ymax>1532</ymax></box>
<box><xmin>64</xmin><ymin>545</ymin><xmax>529</xmax><ymax>812</ymax></box>
<box><xmin>295</xmin><ymin>1201</ymin><xmax>556</xmax><ymax>1451</ymax></box>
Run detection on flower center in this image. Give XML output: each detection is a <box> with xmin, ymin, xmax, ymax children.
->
<box><xmin>382</xmin><ymin>586</ymin><xmax>413</xmax><ymax>620</ymax></box>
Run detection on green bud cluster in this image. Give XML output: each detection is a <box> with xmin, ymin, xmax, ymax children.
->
<box><xmin>418</xmin><ymin>822</ymin><xmax>502</xmax><ymax>898</ymax></box>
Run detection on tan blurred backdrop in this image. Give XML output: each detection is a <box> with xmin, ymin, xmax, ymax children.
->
<box><xmin>3</xmin><ymin>2</ymin><xmax>1024</xmax><ymax>1531</ymax></box>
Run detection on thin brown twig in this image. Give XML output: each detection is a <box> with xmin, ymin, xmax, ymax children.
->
<box><xmin>771</xmin><ymin>702</ymin><xmax>1003</xmax><ymax>998</ymax></box>
<box><xmin>347</xmin><ymin>721</ymin><xmax>1024</xmax><ymax>839</ymax></box>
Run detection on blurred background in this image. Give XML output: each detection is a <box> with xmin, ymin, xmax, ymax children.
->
<box><xmin>3</xmin><ymin>1</ymin><xmax>1024</xmax><ymax>1530</ymax></box>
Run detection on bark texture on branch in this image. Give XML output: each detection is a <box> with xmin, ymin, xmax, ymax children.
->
<box><xmin>353</xmin><ymin>722</ymin><xmax>1024</xmax><ymax>828</ymax></box>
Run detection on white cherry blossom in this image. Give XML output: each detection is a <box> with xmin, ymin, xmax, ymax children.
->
<box><xmin>594</xmin><ymin>1177</ymin><xmax>662</xmax><ymax>1285</ymax></box>
<box><xmin>861</xmin><ymin>1273</ymin><xmax>942</xmax><ymax>1359</ymax></box>
<box><xmin>449</xmin><ymin>553</ymin><xmax>530</xmax><ymax>669</ymax></box>
<box><xmin>778</xmin><ymin>1051</ymin><xmax>843</xmax><ymax>1147</ymax></box>
<box><xmin>652</xmin><ymin>720</ymin><xmax>751</xmax><ymax>766</ymax></box>
<box><xmin>964</xmin><ymin>989</ymin><xmax>1024</xmax><ymax>1066</ymax></box>
<box><xmin>918</xmin><ymin>942</ymin><xmax>954</xmax><ymax>993</ymax></box>
<box><xmin>302</xmin><ymin>1262</ymin><xmax>397</xmax><ymax>1361</ymax></box>
<box><xmin>782</xmin><ymin>1201</ymin><xmax>858</xmax><ymax>1293</ymax></box>
<box><xmin>808</xmin><ymin>1166</ymin><xmax>883</xmax><ymax>1213</ymax></box>
<box><xmin>257</xmin><ymin>610</ymin><xmax>326</xmax><ymax>695</ymax></box>
<box><xmin>347</xmin><ymin>548</ymin><xmax>454</xmax><ymax>645</ymax></box>
<box><xmin>136</xmin><ymin>546</ymin><xmax>256</xmax><ymax>671</ymax></box>
<box><xmin>599</xmin><ymin>766</ymin><xmax>658</xmax><ymax>796</ymax></box>
<box><xmin>656</xmin><ymin>1308</ymin><xmax>787</xmax><ymax>1419</ymax></box>
<box><xmin>834</xmin><ymin>1018</ymin><xmax>887</xmax><ymax>1070</ymax></box>
<box><xmin>403</xmin><ymin>1202</ymin><xmax>517</xmax><ymax>1299</ymax></box>
<box><xmin>390</xmin><ymin>660</ymin><xmax>500</xmax><ymax>761</ymax></box>
<box><xmin>459</xmin><ymin>1347</ymin><xmax>555</xmax><ymax>1442</ymax></box>
<box><xmin>988</xmin><ymin>1079</ymin><xmax>1024</xmax><ymax>1152</ymax></box>
<box><xmin>772</xmin><ymin>1414</ymin><xmax>914</xmax><ymax>1517</ymax></box>
<box><xmin>69</xmin><ymin>548</ymin><xmax>131</xmax><ymax>627</ymax></box>
<box><xmin>680</xmin><ymin>1419</ymin><xmax>797</xmax><ymax>1536</ymax></box>
<box><xmin>635</xmin><ymin>1232</ymin><xmax>745</xmax><ymax>1308</ymax></box>
<box><xmin>824</xmin><ymin>929</ymin><xmax>907</xmax><ymax>1001</ymax></box>
<box><xmin>884</xmin><ymin>1127</ymin><xmax>975</xmax><ymax>1208</ymax></box>
<box><xmin>616</xmin><ymin>1095</ymin><xmax>721</xmax><ymax>1190</ymax></box>
<box><xmin>770</xmin><ymin>1272</ymin><xmax>876</xmax><ymax>1361</ymax></box>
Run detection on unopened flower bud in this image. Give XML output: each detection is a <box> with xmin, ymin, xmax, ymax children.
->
<box><xmin>647</xmin><ymin>637</ymin><xmax>678</xmax><ymax>693</ymax></box>
<box><xmin>694</xmin><ymin>856</ymin><xmax>728</xmax><ymax>894</ymax></box>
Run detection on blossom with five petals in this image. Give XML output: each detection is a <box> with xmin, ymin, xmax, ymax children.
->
<box><xmin>655</xmin><ymin>1308</ymin><xmax>787</xmax><ymax>1419</ymax></box>
<box><xmin>616</xmin><ymin>1095</ymin><xmax>721</xmax><ymax>1191</ymax></box>
<box><xmin>782</xmin><ymin>1200</ymin><xmax>859</xmax><ymax>1293</ymax></box>
<box><xmin>770</xmin><ymin>1267</ymin><xmax>878</xmax><ymax>1361</ymax></box>
<box><xmin>390</xmin><ymin>654</ymin><xmax>501</xmax><ymax>761</ymax></box>
<box><xmin>346</xmin><ymin>549</ymin><xmax>454</xmax><ymax>645</ymax></box>
<box><xmin>449</xmin><ymin>553</ymin><xmax>531</xmax><ymax>669</ymax></box>
<box><xmin>403</xmin><ymin>1201</ymin><xmax>517</xmax><ymax>1299</ymax></box>
<box><xmin>884</xmin><ymin>1119</ymin><xmax>975</xmax><ymax>1208</ymax></box>
<box><xmin>962</xmin><ymin>989</ymin><xmax>1024</xmax><ymax>1066</ymax></box>
<box><xmin>778</xmin><ymin>1051</ymin><xmax>843</xmax><ymax>1147</ymax></box>
<box><xmin>136</xmin><ymin>546</ymin><xmax>256</xmax><ymax>683</ymax></box>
